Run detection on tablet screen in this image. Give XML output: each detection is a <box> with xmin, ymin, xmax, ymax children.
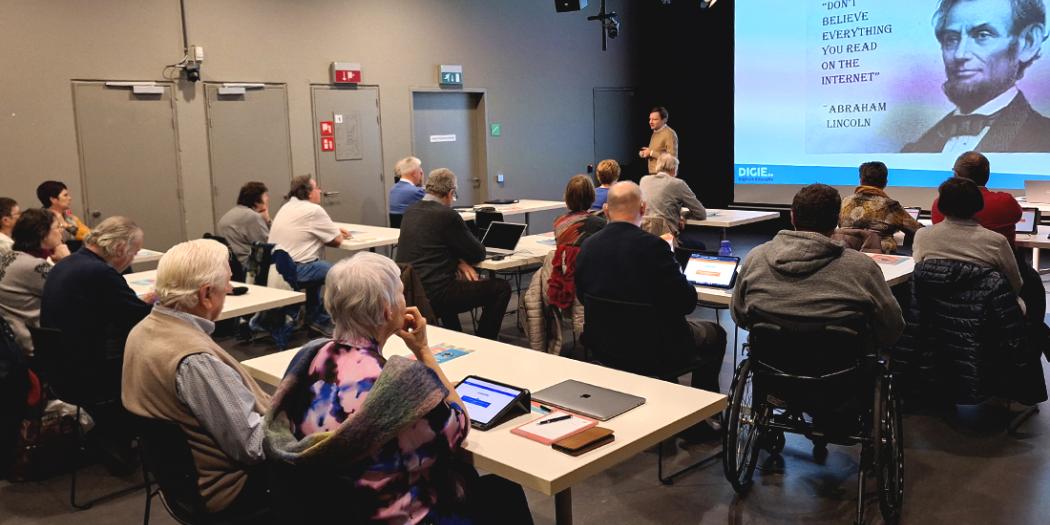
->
<box><xmin>455</xmin><ymin>377</ymin><xmax>523</xmax><ymax>425</ymax></box>
<box><xmin>905</xmin><ymin>207</ymin><xmax>921</xmax><ymax>220</ymax></box>
<box><xmin>1017</xmin><ymin>208</ymin><xmax>1039</xmax><ymax>235</ymax></box>
<box><xmin>684</xmin><ymin>254</ymin><xmax>740</xmax><ymax>288</ymax></box>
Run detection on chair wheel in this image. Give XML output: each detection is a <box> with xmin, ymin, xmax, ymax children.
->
<box><xmin>767</xmin><ymin>431</ymin><xmax>785</xmax><ymax>454</ymax></box>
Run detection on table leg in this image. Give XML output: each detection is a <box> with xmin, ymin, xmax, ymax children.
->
<box><xmin>555</xmin><ymin>488</ymin><xmax>573</xmax><ymax>525</ymax></box>
<box><xmin>524</xmin><ymin>212</ymin><xmax>531</xmax><ymax>235</ymax></box>
<box><xmin>1034</xmin><ymin>247</ymin><xmax>1041</xmax><ymax>271</ymax></box>
<box><xmin>721</xmin><ymin>227</ymin><xmax>728</xmax><ymax>241</ymax></box>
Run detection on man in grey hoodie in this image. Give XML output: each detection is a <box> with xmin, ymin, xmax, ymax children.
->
<box><xmin>732</xmin><ymin>184</ymin><xmax>904</xmax><ymax>347</ymax></box>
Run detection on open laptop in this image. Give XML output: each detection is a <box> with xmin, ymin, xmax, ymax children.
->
<box><xmin>1024</xmin><ymin>180</ymin><xmax>1050</xmax><ymax>204</ymax></box>
<box><xmin>1017</xmin><ymin>207</ymin><xmax>1040</xmax><ymax>235</ymax></box>
<box><xmin>532</xmin><ymin>380</ymin><xmax>646</xmax><ymax>421</ymax></box>
<box><xmin>904</xmin><ymin>207</ymin><xmax>921</xmax><ymax>220</ymax></box>
<box><xmin>683</xmin><ymin>253</ymin><xmax>741</xmax><ymax>289</ymax></box>
<box><xmin>480</xmin><ymin>221</ymin><xmax>527</xmax><ymax>257</ymax></box>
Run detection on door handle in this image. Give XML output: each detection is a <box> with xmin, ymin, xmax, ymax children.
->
<box><xmin>90</xmin><ymin>210</ymin><xmax>102</xmax><ymax>218</ymax></box>
<box><xmin>471</xmin><ymin>178</ymin><xmax>481</xmax><ymax>189</ymax></box>
<box><xmin>322</xmin><ymin>191</ymin><xmax>340</xmax><ymax>197</ymax></box>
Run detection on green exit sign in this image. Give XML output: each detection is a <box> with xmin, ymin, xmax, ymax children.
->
<box><xmin>440</xmin><ymin>71</ymin><xmax>462</xmax><ymax>85</ymax></box>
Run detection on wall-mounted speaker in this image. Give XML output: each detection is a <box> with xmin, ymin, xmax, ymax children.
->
<box><xmin>556</xmin><ymin>0</ymin><xmax>588</xmax><ymax>13</ymax></box>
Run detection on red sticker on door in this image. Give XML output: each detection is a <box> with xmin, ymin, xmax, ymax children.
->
<box><xmin>321</xmin><ymin>136</ymin><xmax>335</xmax><ymax>152</ymax></box>
<box><xmin>320</xmin><ymin>121</ymin><xmax>334</xmax><ymax>137</ymax></box>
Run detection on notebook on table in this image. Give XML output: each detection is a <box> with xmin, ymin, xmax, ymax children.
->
<box><xmin>481</xmin><ymin>221</ymin><xmax>527</xmax><ymax>257</ymax></box>
<box><xmin>532</xmin><ymin>380</ymin><xmax>646</xmax><ymax>421</ymax></box>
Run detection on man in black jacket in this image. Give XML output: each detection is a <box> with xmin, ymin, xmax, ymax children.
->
<box><xmin>575</xmin><ymin>182</ymin><xmax>726</xmax><ymax>394</ymax></box>
<box><xmin>395</xmin><ymin>169</ymin><xmax>511</xmax><ymax>340</ymax></box>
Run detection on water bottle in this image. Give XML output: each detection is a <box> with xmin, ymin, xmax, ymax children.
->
<box><xmin>718</xmin><ymin>240</ymin><xmax>733</xmax><ymax>257</ymax></box>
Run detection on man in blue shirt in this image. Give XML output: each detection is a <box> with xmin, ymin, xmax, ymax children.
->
<box><xmin>388</xmin><ymin>156</ymin><xmax>426</xmax><ymax>227</ymax></box>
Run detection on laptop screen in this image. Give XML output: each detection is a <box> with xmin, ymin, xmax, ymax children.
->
<box><xmin>481</xmin><ymin>221</ymin><xmax>526</xmax><ymax>251</ymax></box>
<box><xmin>905</xmin><ymin>207</ymin><xmax>921</xmax><ymax>220</ymax></box>
<box><xmin>684</xmin><ymin>253</ymin><xmax>740</xmax><ymax>289</ymax></box>
<box><xmin>1017</xmin><ymin>207</ymin><xmax>1040</xmax><ymax>235</ymax></box>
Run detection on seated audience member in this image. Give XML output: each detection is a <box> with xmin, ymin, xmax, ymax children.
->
<box><xmin>42</xmin><ymin>216</ymin><xmax>151</xmax><ymax>388</ymax></box>
<box><xmin>639</xmin><ymin>153</ymin><xmax>706</xmax><ymax>240</ymax></box>
<box><xmin>575</xmin><ymin>182</ymin><xmax>726</xmax><ymax>437</ymax></box>
<box><xmin>0</xmin><ymin>209</ymin><xmax>66</xmax><ymax>354</ymax></box>
<box><xmin>931</xmin><ymin>151</ymin><xmax>1021</xmax><ymax>244</ymax></box>
<box><xmin>268</xmin><ymin>175</ymin><xmax>350</xmax><ymax>335</ymax></box>
<box><xmin>732</xmin><ymin>183</ymin><xmax>904</xmax><ymax>348</ymax></box>
<box><xmin>216</xmin><ymin>181</ymin><xmax>271</xmax><ymax>269</ymax></box>
<box><xmin>37</xmin><ymin>180</ymin><xmax>90</xmax><ymax>244</ymax></box>
<box><xmin>264</xmin><ymin>253</ymin><xmax>533</xmax><ymax>524</ymax></box>
<box><xmin>590</xmin><ymin>159</ymin><xmax>621</xmax><ymax>211</ymax></box>
<box><xmin>123</xmin><ymin>239</ymin><xmax>271</xmax><ymax>515</ymax></box>
<box><xmin>524</xmin><ymin>176</ymin><xmax>606</xmax><ymax>352</ymax></box>
<box><xmin>839</xmin><ymin>161</ymin><xmax>923</xmax><ymax>254</ymax></box>
<box><xmin>549</xmin><ymin>175</ymin><xmax>606</xmax><ymax>309</ymax></box>
<box><xmin>915</xmin><ymin>177</ymin><xmax>1023</xmax><ymax>299</ymax></box>
<box><xmin>395</xmin><ymin>168</ymin><xmax>511</xmax><ymax>340</ymax></box>
<box><xmin>388</xmin><ymin>156</ymin><xmax>426</xmax><ymax>221</ymax></box>
<box><xmin>0</xmin><ymin>197</ymin><xmax>19</xmax><ymax>255</ymax></box>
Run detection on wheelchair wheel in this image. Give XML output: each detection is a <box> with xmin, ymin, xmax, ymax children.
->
<box><xmin>723</xmin><ymin>358</ymin><xmax>763</xmax><ymax>494</ymax></box>
<box><xmin>875</xmin><ymin>373</ymin><xmax>904</xmax><ymax>524</ymax></box>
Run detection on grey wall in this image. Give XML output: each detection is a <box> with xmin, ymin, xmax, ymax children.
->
<box><xmin>0</xmin><ymin>0</ymin><xmax>635</xmax><ymax>244</ymax></box>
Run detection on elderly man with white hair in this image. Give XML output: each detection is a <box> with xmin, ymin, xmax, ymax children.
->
<box><xmin>395</xmin><ymin>168</ymin><xmax>511</xmax><ymax>340</ymax></box>
<box><xmin>388</xmin><ymin>155</ymin><xmax>426</xmax><ymax>226</ymax></box>
<box><xmin>41</xmin><ymin>216</ymin><xmax>155</xmax><ymax>464</ymax></box>
<box><xmin>639</xmin><ymin>153</ymin><xmax>706</xmax><ymax>241</ymax></box>
<box><xmin>123</xmin><ymin>239</ymin><xmax>272</xmax><ymax>515</ymax></box>
<box><xmin>264</xmin><ymin>252</ymin><xmax>533</xmax><ymax>523</ymax></box>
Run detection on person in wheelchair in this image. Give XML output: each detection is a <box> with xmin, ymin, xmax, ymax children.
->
<box><xmin>732</xmin><ymin>183</ymin><xmax>904</xmax><ymax>348</ymax></box>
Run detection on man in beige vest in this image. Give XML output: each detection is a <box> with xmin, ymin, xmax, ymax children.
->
<box><xmin>639</xmin><ymin>106</ymin><xmax>679</xmax><ymax>174</ymax></box>
<box><xmin>123</xmin><ymin>239</ymin><xmax>271</xmax><ymax>515</ymax></box>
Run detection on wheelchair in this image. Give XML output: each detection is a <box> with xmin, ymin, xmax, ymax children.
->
<box><xmin>722</xmin><ymin>309</ymin><xmax>904</xmax><ymax>525</ymax></box>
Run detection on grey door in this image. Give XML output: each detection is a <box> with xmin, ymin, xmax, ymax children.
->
<box><xmin>310</xmin><ymin>85</ymin><xmax>386</xmax><ymax>226</ymax></box>
<box><xmin>204</xmin><ymin>83</ymin><xmax>293</xmax><ymax>228</ymax></box>
<box><xmin>593</xmin><ymin>87</ymin><xmax>638</xmax><ymax>176</ymax></box>
<box><xmin>411</xmin><ymin>91</ymin><xmax>487</xmax><ymax>205</ymax></box>
<box><xmin>72</xmin><ymin>81</ymin><xmax>185</xmax><ymax>250</ymax></box>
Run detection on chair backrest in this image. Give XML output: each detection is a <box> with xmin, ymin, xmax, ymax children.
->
<box><xmin>136</xmin><ymin>416</ymin><xmax>209</xmax><ymax>522</ymax></box>
<box><xmin>745</xmin><ymin>307</ymin><xmax>872</xmax><ymax>379</ymax></box>
<box><xmin>389</xmin><ymin>213</ymin><xmax>403</xmax><ymax>228</ymax></box>
<box><xmin>398</xmin><ymin>263</ymin><xmax>438</xmax><ymax>325</ymax></box>
<box><xmin>580</xmin><ymin>293</ymin><xmax>677</xmax><ymax>377</ymax></box>
<box><xmin>204</xmin><ymin>233</ymin><xmax>246</xmax><ymax>283</ymax></box>
<box><xmin>475</xmin><ymin>210</ymin><xmax>504</xmax><ymax>237</ymax></box>
<box><xmin>246</xmin><ymin>242</ymin><xmax>275</xmax><ymax>286</ymax></box>
<box><xmin>831</xmin><ymin>228</ymin><xmax>882</xmax><ymax>253</ymax></box>
<box><xmin>28</xmin><ymin>326</ymin><xmax>77</xmax><ymax>400</ymax></box>
<box><xmin>270</xmin><ymin>249</ymin><xmax>304</xmax><ymax>290</ymax></box>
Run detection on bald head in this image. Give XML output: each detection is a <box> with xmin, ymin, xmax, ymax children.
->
<box><xmin>605</xmin><ymin>181</ymin><xmax>645</xmax><ymax>224</ymax></box>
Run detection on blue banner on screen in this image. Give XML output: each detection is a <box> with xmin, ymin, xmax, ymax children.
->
<box><xmin>455</xmin><ymin>378</ymin><xmax>520</xmax><ymax>425</ymax></box>
<box><xmin>735</xmin><ymin>0</ymin><xmax>1050</xmax><ymax>196</ymax></box>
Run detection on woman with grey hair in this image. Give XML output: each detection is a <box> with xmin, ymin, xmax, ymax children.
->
<box><xmin>265</xmin><ymin>252</ymin><xmax>533</xmax><ymax>524</ymax></box>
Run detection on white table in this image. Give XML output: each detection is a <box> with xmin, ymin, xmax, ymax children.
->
<box><xmin>1015</xmin><ymin>225</ymin><xmax>1050</xmax><ymax>270</ymax></box>
<box><xmin>124</xmin><ymin>270</ymin><xmax>305</xmax><ymax>321</ymax></box>
<box><xmin>458</xmin><ymin>199</ymin><xmax>566</xmax><ymax>232</ymax></box>
<box><xmin>132</xmin><ymin>249</ymin><xmax>164</xmax><ymax>265</ymax></box>
<box><xmin>1015</xmin><ymin>196</ymin><xmax>1050</xmax><ymax>213</ymax></box>
<box><xmin>694</xmin><ymin>253</ymin><xmax>915</xmax><ymax>306</ymax></box>
<box><xmin>476</xmin><ymin>232</ymin><xmax>557</xmax><ymax>272</ymax></box>
<box><xmin>686</xmin><ymin>209</ymin><xmax>781</xmax><ymax>240</ymax></box>
<box><xmin>334</xmin><ymin>222</ymin><xmax>401</xmax><ymax>252</ymax></box>
<box><xmin>241</xmin><ymin>325</ymin><xmax>726</xmax><ymax>525</ymax></box>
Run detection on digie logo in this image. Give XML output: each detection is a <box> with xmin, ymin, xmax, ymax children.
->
<box><xmin>737</xmin><ymin>166</ymin><xmax>774</xmax><ymax>181</ymax></box>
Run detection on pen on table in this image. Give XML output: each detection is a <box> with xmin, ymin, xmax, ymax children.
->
<box><xmin>538</xmin><ymin>415</ymin><xmax>572</xmax><ymax>425</ymax></box>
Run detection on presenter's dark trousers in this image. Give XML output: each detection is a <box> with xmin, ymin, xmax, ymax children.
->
<box><xmin>432</xmin><ymin>278</ymin><xmax>512</xmax><ymax>340</ymax></box>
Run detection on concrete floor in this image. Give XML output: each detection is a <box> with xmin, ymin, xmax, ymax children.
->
<box><xmin>4</xmin><ymin>223</ymin><xmax>1050</xmax><ymax>524</ymax></box>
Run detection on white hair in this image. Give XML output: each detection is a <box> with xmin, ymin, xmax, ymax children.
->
<box><xmin>84</xmin><ymin>216</ymin><xmax>142</xmax><ymax>259</ymax></box>
<box><xmin>655</xmin><ymin>153</ymin><xmax>679</xmax><ymax>175</ymax></box>
<box><xmin>394</xmin><ymin>156</ymin><xmax>422</xmax><ymax>179</ymax></box>
<box><xmin>324</xmin><ymin>252</ymin><xmax>403</xmax><ymax>341</ymax></box>
<box><xmin>155</xmin><ymin>239</ymin><xmax>231</xmax><ymax>311</ymax></box>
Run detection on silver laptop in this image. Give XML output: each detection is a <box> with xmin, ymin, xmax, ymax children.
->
<box><xmin>532</xmin><ymin>380</ymin><xmax>646</xmax><ymax>421</ymax></box>
<box><xmin>1024</xmin><ymin>180</ymin><xmax>1050</xmax><ymax>204</ymax></box>
<box><xmin>480</xmin><ymin>221</ymin><xmax>527</xmax><ymax>257</ymax></box>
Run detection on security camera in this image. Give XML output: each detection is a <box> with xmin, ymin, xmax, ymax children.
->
<box><xmin>184</xmin><ymin>62</ymin><xmax>201</xmax><ymax>82</ymax></box>
<box><xmin>604</xmin><ymin>14</ymin><xmax>620</xmax><ymax>39</ymax></box>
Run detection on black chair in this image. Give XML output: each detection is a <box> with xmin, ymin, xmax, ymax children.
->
<box><xmin>1</xmin><ymin>317</ymin><xmax>30</xmax><ymax>476</ymax></box>
<box><xmin>245</xmin><ymin>242</ymin><xmax>274</xmax><ymax>286</ymax></box>
<box><xmin>29</xmin><ymin>325</ymin><xmax>143</xmax><ymax>510</ymax></box>
<box><xmin>580</xmin><ymin>294</ymin><xmax>724</xmax><ymax>484</ymax></box>
<box><xmin>203</xmin><ymin>233</ymin><xmax>246</xmax><ymax>283</ymax></box>
<box><xmin>137</xmin><ymin>416</ymin><xmax>270</xmax><ymax>524</ymax></box>
<box><xmin>389</xmin><ymin>213</ymin><xmax>403</xmax><ymax>228</ymax></box>
<box><xmin>723</xmin><ymin>308</ymin><xmax>903</xmax><ymax>525</ymax></box>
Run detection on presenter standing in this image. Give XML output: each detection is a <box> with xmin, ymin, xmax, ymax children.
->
<box><xmin>639</xmin><ymin>106</ymin><xmax>679</xmax><ymax>174</ymax></box>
